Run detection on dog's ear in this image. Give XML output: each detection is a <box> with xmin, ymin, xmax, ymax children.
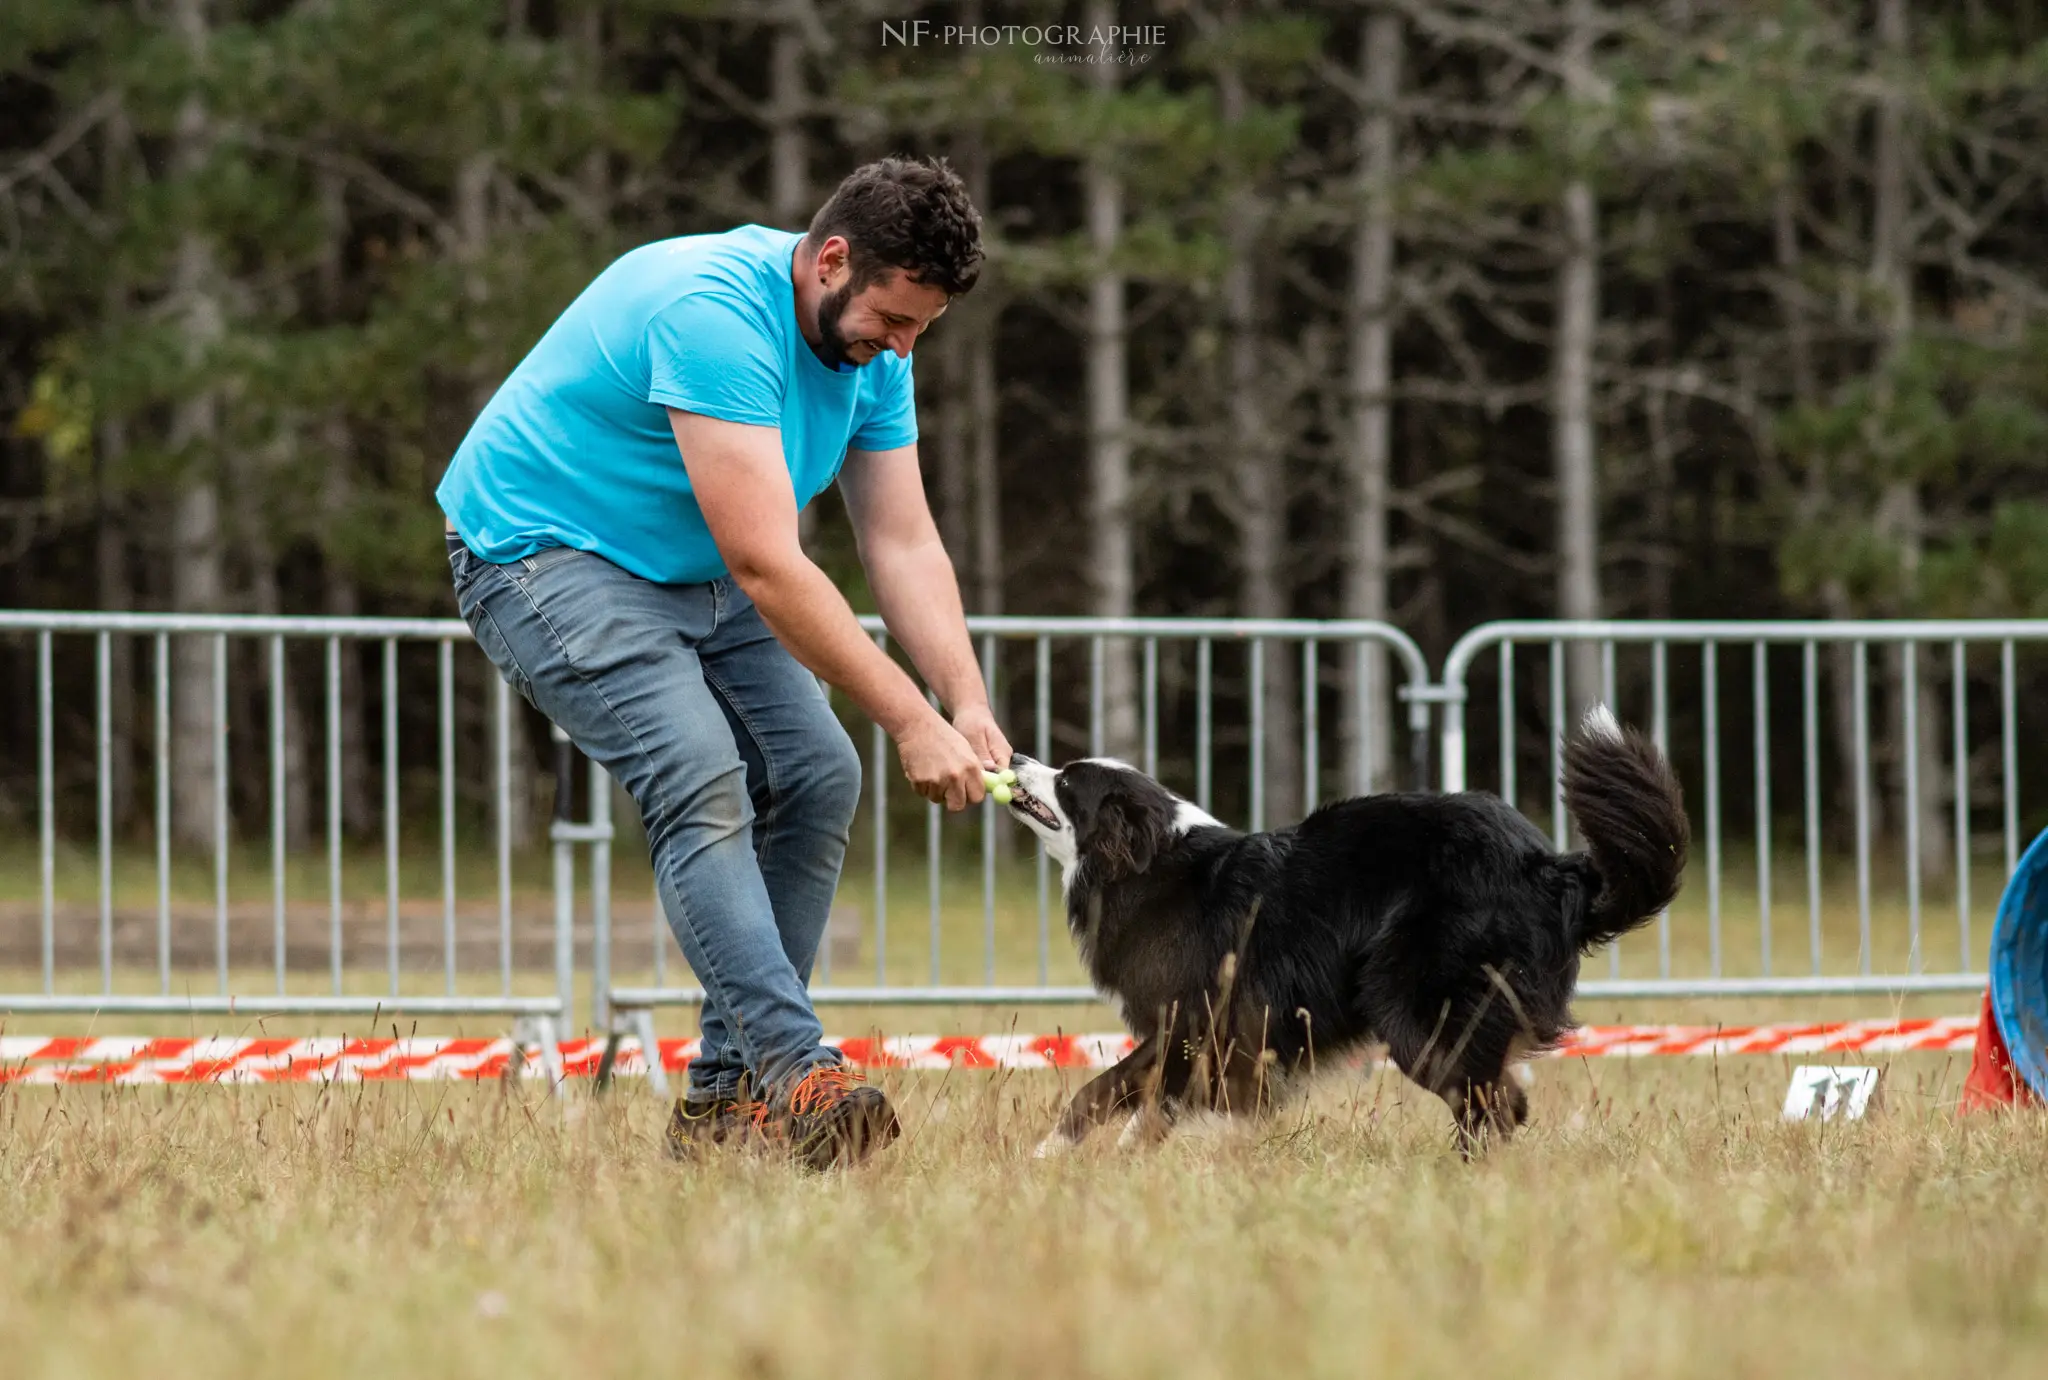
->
<box><xmin>1113</xmin><ymin>797</ymin><xmax>1169</xmax><ymax>876</ymax></box>
<box><xmin>1075</xmin><ymin>787</ymin><xmax>1173</xmax><ymax>880</ymax></box>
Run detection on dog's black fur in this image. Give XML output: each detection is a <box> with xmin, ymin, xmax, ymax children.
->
<box><xmin>1014</xmin><ymin>709</ymin><xmax>1689</xmax><ymax>1154</ymax></box>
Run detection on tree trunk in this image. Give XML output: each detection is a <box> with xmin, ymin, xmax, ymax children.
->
<box><xmin>768</xmin><ymin>14</ymin><xmax>808</xmax><ymax>229</ymax></box>
<box><xmin>1869</xmin><ymin>0</ymin><xmax>1947</xmax><ymax>881</ymax></box>
<box><xmin>1820</xmin><ymin>580</ymin><xmax>1880</xmax><ymax>846</ymax></box>
<box><xmin>769</xmin><ymin>5</ymin><xmax>821</xmax><ymax>551</ymax></box>
<box><xmin>1220</xmin><ymin>46</ymin><xmax>1299</xmax><ymax>826</ymax></box>
<box><xmin>1643</xmin><ymin>385</ymin><xmax>1674</xmax><ymax>619</ymax></box>
<box><xmin>453</xmin><ymin>140</ymin><xmax>539</xmax><ymax>847</ymax></box>
<box><xmin>1775</xmin><ymin>180</ymin><xmax>1870</xmax><ymax>844</ymax></box>
<box><xmin>1553</xmin><ymin>0</ymin><xmax>1602</xmax><ymax>721</ymax></box>
<box><xmin>454</xmin><ymin>152</ymin><xmax>495</xmax><ymax>414</ymax></box>
<box><xmin>1403</xmin><ymin>403</ymin><xmax>1448</xmax><ymax>654</ymax></box>
<box><xmin>947</xmin><ymin>58</ymin><xmax>1003</xmax><ymax>619</ymax></box>
<box><xmin>936</xmin><ymin>328</ymin><xmax>972</xmax><ymax>563</ymax></box>
<box><xmin>93</xmin><ymin>102</ymin><xmax>138</xmax><ymax>833</ymax></box>
<box><xmin>967</xmin><ymin>305</ymin><xmax>1001</xmax><ymax>619</ymax></box>
<box><xmin>315</xmin><ymin>167</ymin><xmax>374</xmax><ymax>835</ymax></box>
<box><xmin>317</xmin><ymin>488</ymin><xmax>375</xmax><ymax>836</ymax></box>
<box><xmin>1342</xmin><ymin>8</ymin><xmax>1400</xmax><ymax>794</ymax></box>
<box><xmin>1084</xmin><ymin>0</ymin><xmax>1139</xmax><ymax>761</ymax></box>
<box><xmin>952</xmin><ymin>104</ymin><xmax>1010</xmax><ymax>858</ymax></box>
<box><xmin>95</xmin><ymin>418</ymin><xmax>137</xmax><ymax>833</ymax></box>
<box><xmin>168</xmin><ymin>0</ymin><xmax>226</xmax><ymax>853</ymax></box>
<box><xmin>573</xmin><ymin>0</ymin><xmax>608</xmax><ymax>232</ymax></box>
<box><xmin>170</xmin><ymin>477</ymin><xmax>225</xmax><ymax>853</ymax></box>
<box><xmin>1641</xmin><ymin>257</ymin><xmax>1684</xmax><ymax>622</ymax></box>
<box><xmin>240</xmin><ymin>480</ymin><xmax>313</xmax><ymax>850</ymax></box>
<box><xmin>1772</xmin><ymin>185</ymin><xmax>1817</xmax><ymax>405</ymax></box>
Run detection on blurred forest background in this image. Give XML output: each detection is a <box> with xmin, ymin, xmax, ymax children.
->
<box><xmin>5</xmin><ymin>0</ymin><xmax>2048</xmax><ymax>864</ymax></box>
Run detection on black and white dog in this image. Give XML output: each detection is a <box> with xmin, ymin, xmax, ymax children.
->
<box><xmin>1003</xmin><ymin>705</ymin><xmax>1689</xmax><ymax>1156</ymax></box>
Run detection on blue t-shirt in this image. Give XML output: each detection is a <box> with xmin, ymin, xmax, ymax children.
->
<box><xmin>436</xmin><ymin>225</ymin><xmax>918</xmax><ymax>584</ymax></box>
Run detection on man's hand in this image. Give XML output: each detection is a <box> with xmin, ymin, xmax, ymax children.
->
<box><xmin>951</xmin><ymin>703</ymin><xmax>1013</xmax><ymax>774</ymax></box>
<box><xmin>897</xmin><ymin>712</ymin><xmax>990</xmax><ymax>812</ymax></box>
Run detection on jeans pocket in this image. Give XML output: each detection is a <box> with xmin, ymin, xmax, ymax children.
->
<box><xmin>462</xmin><ymin>598</ymin><xmax>536</xmax><ymax>707</ymax></box>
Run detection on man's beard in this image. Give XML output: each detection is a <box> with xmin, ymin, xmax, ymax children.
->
<box><xmin>816</xmin><ymin>281</ymin><xmax>871</xmax><ymax>369</ymax></box>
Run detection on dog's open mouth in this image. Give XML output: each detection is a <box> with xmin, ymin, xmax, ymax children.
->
<box><xmin>1005</xmin><ymin>786</ymin><xmax>1060</xmax><ymax>832</ymax></box>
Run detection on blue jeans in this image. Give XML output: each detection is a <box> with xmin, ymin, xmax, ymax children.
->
<box><xmin>447</xmin><ymin>534</ymin><xmax>857</xmax><ymax>1101</ymax></box>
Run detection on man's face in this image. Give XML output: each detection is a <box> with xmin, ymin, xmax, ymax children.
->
<box><xmin>815</xmin><ymin>237</ymin><xmax>951</xmax><ymax>369</ymax></box>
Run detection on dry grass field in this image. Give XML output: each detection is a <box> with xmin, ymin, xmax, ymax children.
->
<box><xmin>4</xmin><ymin>829</ymin><xmax>2044</xmax><ymax>1377</ymax></box>
<box><xmin>3</xmin><ymin>1052</ymin><xmax>2046</xmax><ymax>1380</ymax></box>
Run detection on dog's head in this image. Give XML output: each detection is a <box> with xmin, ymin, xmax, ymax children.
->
<box><xmin>1004</xmin><ymin>754</ymin><xmax>1218</xmax><ymax>881</ymax></box>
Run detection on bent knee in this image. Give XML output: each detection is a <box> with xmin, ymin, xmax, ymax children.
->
<box><xmin>644</xmin><ymin>762</ymin><xmax>755</xmax><ymax>851</ymax></box>
<box><xmin>781</xmin><ymin>727</ymin><xmax>863</xmax><ymax>829</ymax></box>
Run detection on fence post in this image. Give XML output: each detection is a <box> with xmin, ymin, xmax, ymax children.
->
<box><xmin>551</xmin><ymin>723</ymin><xmax>578</xmax><ymax>1037</ymax></box>
<box><xmin>589</xmin><ymin>753</ymin><xmax>615</xmax><ymax>1035</ymax></box>
<box><xmin>1405</xmin><ymin>690</ymin><xmax>1433</xmax><ymax>792</ymax></box>
<box><xmin>1436</xmin><ymin>688</ymin><xmax>1466</xmax><ymax>794</ymax></box>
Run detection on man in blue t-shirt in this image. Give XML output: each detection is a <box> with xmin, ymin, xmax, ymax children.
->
<box><xmin>439</xmin><ymin>157</ymin><xmax>1008</xmax><ymax>1169</ymax></box>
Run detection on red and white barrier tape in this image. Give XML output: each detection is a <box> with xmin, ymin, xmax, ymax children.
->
<box><xmin>0</xmin><ymin>1033</ymin><xmax>1138</xmax><ymax>1085</ymax></box>
<box><xmin>1558</xmin><ymin>1016</ymin><xmax>1979</xmax><ymax>1059</ymax></box>
<box><xmin>0</xmin><ymin>1018</ymin><xmax>1979</xmax><ymax>1086</ymax></box>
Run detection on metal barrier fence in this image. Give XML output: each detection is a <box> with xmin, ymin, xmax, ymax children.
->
<box><xmin>9</xmin><ymin>609</ymin><xmax>2045</xmax><ymax>1067</ymax></box>
<box><xmin>0</xmin><ymin>611</ymin><xmax>1430</xmax><ymax>1041</ymax></box>
<box><xmin>0</xmin><ymin>612</ymin><xmax>566</xmax><ymax>1071</ymax></box>
<box><xmin>1439</xmin><ymin>620</ymin><xmax>2048</xmax><ymax>999</ymax></box>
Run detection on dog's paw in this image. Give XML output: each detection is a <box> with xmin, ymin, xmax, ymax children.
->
<box><xmin>1032</xmin><ymin>1131</ymin><xmax>1075</xmax><ymax>1159</ymax></box>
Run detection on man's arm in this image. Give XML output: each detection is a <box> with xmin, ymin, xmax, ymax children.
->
<box><xmin>668</xmin><ymin>409</ymin><xmax>990</xmax><ymax>810</ymax></box>
<box><xmin>839</xmin><ymin>442</ymin><xmax>1011</xmax><ymax>771</ymax></box>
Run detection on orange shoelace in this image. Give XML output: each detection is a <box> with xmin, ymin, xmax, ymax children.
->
<box><xmin>740</xmin><ymin>1065</ymin><xmax>864</xmax><ymax>1135</ymax></box>
<box><xmin>784</xmin><ymin>1064</ymin><xmax>865</xmax><ymax>1117</ymax></box>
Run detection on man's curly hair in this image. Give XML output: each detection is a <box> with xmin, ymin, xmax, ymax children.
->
<box><xmin>806</xmin><ymin>155</ymin><xmax>984</xmax><ymax>297</ymax></box>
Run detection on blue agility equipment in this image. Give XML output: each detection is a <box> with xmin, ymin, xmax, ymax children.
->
<box><xmin>1989</xmin><ymin>826</ymin><xmax>2048</xmax><ymax>1101</ymax></box>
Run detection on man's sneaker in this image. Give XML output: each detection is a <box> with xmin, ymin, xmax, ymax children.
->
<box><xmin>663</xmin><ymin>1093</ymin><xmax>756</xmax><ymax>1161</ymax></box>
<box><xmin>763</xmin><ymin>1065</ymin><xmax>900</xmax><ymax>1171</ymax></box>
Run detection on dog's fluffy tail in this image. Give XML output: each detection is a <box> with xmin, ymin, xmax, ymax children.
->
<box><xmin>1560</xmin><ymin>704</ymin><xmax>1690</xmax><ymax>953</ymax></box>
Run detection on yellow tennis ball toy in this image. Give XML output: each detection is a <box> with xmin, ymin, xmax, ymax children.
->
<box><xmin>983</xmin><ymin>767</ymin><xmax>1017</xmax><ymax>804</ymax></box>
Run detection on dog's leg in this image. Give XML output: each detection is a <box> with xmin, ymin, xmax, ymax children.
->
<box><xmin>1455</xmin><ymin>1031</ymin><xmax>1538</xmax><ymax>1155</ymax></box>
<box><xmin>1447</xmin><ymin>1075</ymin><xmax>1526</xmax><ymax>1160</ymax></box>
<box><xmin>1035</xmin><ymin>1038</ymin><xmax>1159</xmax><ymax>1157</ymax></box>
<box><xmin>1446</xmin><ymin>1026</ymin><xmax>1535</xmax><ymax>1159</ymax></box>
<box><xmin>1383</xmin><ymin>1012</ymin><xmax>1528</xmax><ymax>1160</ymax></box>
<box><xmin>1032</xmin><ymin>1130</ymin><xmax>1078</xmax><ymax>1159</ymax></box>
<box><xmin>1213</xmin><ymin>1037</ymin><xmax>1286</xmax><ymax>1123</ymax></box>
<box><xmin>1114</xmin><ymin>1023</ymin><xmax>1218</xmax><ymax>1152</ymax></box>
